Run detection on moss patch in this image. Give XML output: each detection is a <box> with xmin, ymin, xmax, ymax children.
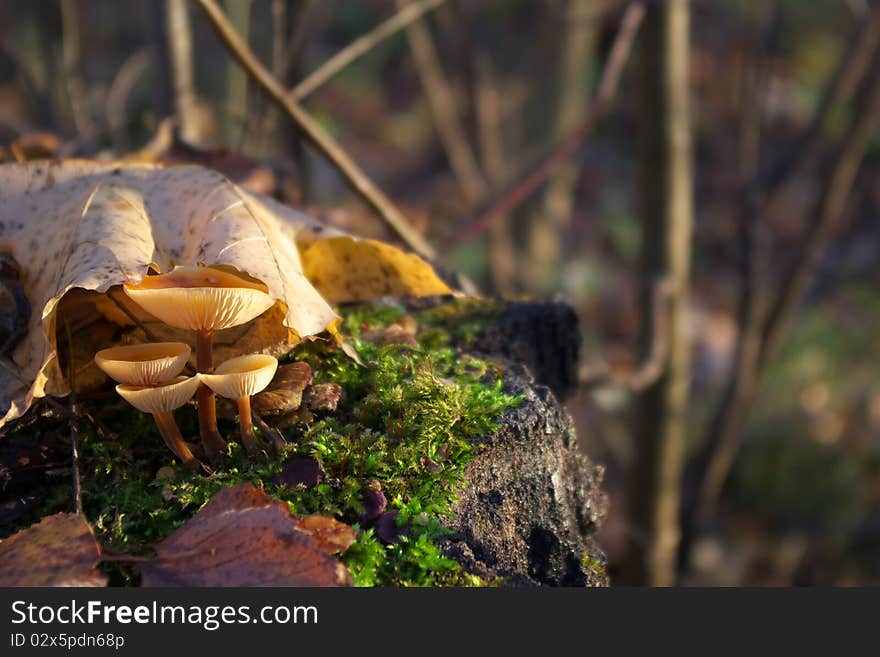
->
<box><xmin>1</xmin><ymin>298</ymin><xmax>520</xmax><ymax>587</ymax></box>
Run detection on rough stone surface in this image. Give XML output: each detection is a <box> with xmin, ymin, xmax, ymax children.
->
<box><xmin>435</xmin><ymin>296</ymin><xmax>608</xmax><ymax>586</ymax></box>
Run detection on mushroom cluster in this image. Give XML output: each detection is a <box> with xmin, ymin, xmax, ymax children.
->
<box><xmin>94</xmin><ymin>265</ymin><xmax>280</xmax><ymax>468</ymax></box>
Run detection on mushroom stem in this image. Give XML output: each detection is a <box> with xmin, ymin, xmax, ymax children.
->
<box><xmin>153</xmin><ymin>411</ymin><xmax>198</xmax><ymax>469</ymax></box>
<box><xmin>235</xmin><ymin>396</ymin><xmax>258</xmax><ymax>453</ymax></box>
<box><xmin>195</xmin><ymin>329</ymin><xmax>227</xmax><ymax>459</ymax></box>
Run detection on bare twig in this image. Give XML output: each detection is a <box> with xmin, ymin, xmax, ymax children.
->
<box><xmin>291</xmin><ymin>0</ymin><xmax>447</xmax><ymax>101</ymax></box>
<box><xmin>443</xmin><ymin>2</ymin><xmax>645</xmax><ymax>252</ymax></box>
<box><xmin>107</xmin><ymin>48</ymin><xmax>152</xmax><ymax>153</ymax></box>
<box><xmin>397</xmin><ymin>0</ymin><xmax>488</xmax><ymax>205</ymax></box>
<box><xmin>195</xmin><ymin>0</ymin><xmax>435</xmax><ymax>259</ymax></box>
<box><xmin>524</xmin><ymin>0</ymin><xmax>601</xmax><ymax>293</ymax></box>
<box><xmin>580</xmin><ymin>276</ymin><xmax>674</xmax><ymax>393</ymax></box>
<box><xmin>752</xmin><ymin>7</ymin><xmax>880</xmax><ymax>199</ymax></box>
<box><xmin>475</xmin><ymin>53</ymin><xmax>516</xmax><ymax>295</ymax></box>
<box><xmin>60</xmin><ymin>0</ymin><xmax>89</xmax><ymax>136</ymax></box>
<box><xmin>63</xmin><ymin>317</ymin><xmax>83</xmax><ymax>515</ymax></box>
<box><xmin>252</xmin><ymin>411</ymin><xmax>286</xmax><ymax>451</ymax></box>
<box><xmin>107</xmin><ymin>288</ymin><xmax>161</xmax><ymax>343</ymax></box>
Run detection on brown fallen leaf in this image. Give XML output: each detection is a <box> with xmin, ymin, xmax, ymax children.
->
<box><xmin>0</xmin><ymin>513</ymin><xmax>107</xmax><ymax>587</ymax></box>
<box><xmin>251</xmin><ymin>361</ymin><xmax>312</xmax><ymax>415</ymax></box>
<box><xmin>140</xmin><ymin>483</ymin><xmax>351</xmax><ymax>587</ymax></box>
<box><xmin>0</xmin><ymin>160</ymin><xmax>451</xmax><ymax>428</ymax></box>
<box><xmin>295</xmin><ymin>515</ymin><xmax>356</xmax><ymax>555</ymax></box>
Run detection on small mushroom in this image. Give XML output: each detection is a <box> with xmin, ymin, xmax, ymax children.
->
<box><xmin>122</xmin><ymin>265</ymin><xmax>274</xmax><ymax>460</ymax></box>
<box><xmin>115</xmin><ymin>375</ymin><xmax>202</xmax><ymax>468</ymax></box>
<box><xmin>199</xmin><ymin>354</ymin><xmax>278</xmax><ymax>453</ymax></box>
<box><xmin>94</xmin><ymin>342</ymin><xmax>191</xmax><ymax>386</ymax></box>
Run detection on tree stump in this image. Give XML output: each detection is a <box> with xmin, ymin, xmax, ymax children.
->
<box><xmin>436</xmin><ymin>298</ymin><xmax>608</xmax><ymax>586</ymax></box>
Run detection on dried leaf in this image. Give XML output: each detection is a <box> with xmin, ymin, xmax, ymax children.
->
<box><xmin>251</xmin><ymin>361</ymin><xmax>312</xmax><ymax>415</ymax></box>
<box><xmin>140</xmin><ymin>483</ymin><xmax>350</xmax><ymax>587</ymax></box>
<box><xmin>295</xmin><ymin>515</ymin><xmax>355</xmax><ymax>554</ymax></box>
<box><xmin>301</xmin><ymin>237</ymin><xmax>452</xmax><ymax>303</ymax></box>
<box><xmin>271</xmin><ymin>456</ymin><xmax>323</xmax><ymax>489</ymax></box>
<box><xmin>0</xmin><ymin>513</ymin><xmax>107</xmax><ymax>587</ymax></box>
<box><xmin>0</xmin><ymin>161</ymin><xmax>448</xmax><ymax>427</ymax></box>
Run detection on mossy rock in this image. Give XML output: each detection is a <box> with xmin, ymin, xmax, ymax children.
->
<box><xmin>0</xmin><ymin>296</ymin><xmax>607</xmax><ymax>586</ymax></box>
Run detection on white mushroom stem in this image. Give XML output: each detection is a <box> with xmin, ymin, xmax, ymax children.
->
<box><xmin>152</xmin><ymin>411</ymin><xmax>198</xmax><ymax>468</ymax></box>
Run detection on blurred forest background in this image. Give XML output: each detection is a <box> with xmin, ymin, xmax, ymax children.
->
<box><xmin>1</xmin><ymin>0</ymin><xmax>879</xmax><ymax>586</ymax></box>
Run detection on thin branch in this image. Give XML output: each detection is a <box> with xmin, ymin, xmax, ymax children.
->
<box><xmin>752</xmin><ymin>6</ymin><xmax>880</xmax><ymax>200</ymax></box>
<box><xmin>759</xmin><ymin>63</ymin><xmax>880</xmax><ymax>369</ymax></box>
<box><xmin>397</xmin><ymin>0</ymin><xmax>488</xmax><ymax>205</ymax></box>
<box><xmin>291</xmin><ymin>0</ymin><xmax>447</xmax><ymax>101</ymax></box>
<box><xmin>60</xmin><ymin>0</ymin><xmax>89</xmax><ymax>136</ymax></box>
<box><xmin>107</xmin><ymin>288</ymin><xmax>161</xmax><ymax>343</ymax></box>
<box><xmin>252</xmin><ymin>411</ymin><xmax>286</xmax><ymax>451</ymax></box>
<box><xmin>443</xmin><ymin>1</ymin><xmax>645</xmax><ymax>252</ymax></box>
<box><xmin>195</xmin><ymin>0</ymin><xmax>435</xmax><ymax>260</ymax></box>
<box><xmin>475</xmin><ymin>53</ymin><xmax>516</xmax><ymax>296</ymax></box>
<box><xmin>63</xmin><ymin>317</ymin><xmax>83</xmax><ymax>515</ymax></box>
<box><xmin>580</xmin><ymin>276</ymin><xmax>673</xmax><ymax>393</ymax></box>
<box><xmin>107</xmin><ymin>48</ymin><xmax>152</xmax><ymax>153</ymax></box>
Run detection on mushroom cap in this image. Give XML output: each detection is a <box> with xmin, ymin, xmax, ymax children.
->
<box><xmin>94</xmin><ymin>342</ymin><xmax>191</xmax><ymax>386</ymax></box>
<box><xmin>123</xmin><ymin>265</ymin><xmax>275</xmax><ymax>332</ymax></box>
<box><xmin>199</xmin><ymin>354</ymin><xmax>278</xmax><ymax>400</ymax></box>
<box><xmin>116</xmin><ymin>375</ymin><xmax>201</xmax><ymax>414</ymax></box>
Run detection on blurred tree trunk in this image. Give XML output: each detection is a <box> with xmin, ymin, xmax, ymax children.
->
<box><xmin>522</xmin><ymin>0</ymin><xmax>600</xmax><ymax>294</ymax></box>
<box><xmin>165</xmin><ymin>0</ymin><xmax>202</xmax><ymax>144</ymax></box>
<box><xmin>623</xmin><ymin>0</ymin><xmax>693</xmax><ymax>587</ymax></box>
<box><xmin>223</xmin><ymin>0</ymin><xmax>252</xmax><ymax>147</ymax></box>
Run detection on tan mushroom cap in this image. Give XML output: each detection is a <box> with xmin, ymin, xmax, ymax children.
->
<box><xmin>199</xmin><ymin>354</ymin><xmax>278</xmax><ymax>400</ymax></box>
<box><xmin>123</xmin><ymin>265</ymin><xmax>275</xmax><ymax>332</ymax></box>
<box><xmin>95</xmin><ymin>342</ymin><xmax>191</xmax><ymax>386</ymax></box>
<box><xmin>116</xmin><ymin>375</ymin><xmax>201</xmax><ymax>414</ymax></box>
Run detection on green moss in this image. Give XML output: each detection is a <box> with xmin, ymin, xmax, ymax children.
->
<box><xmin>581</xmin><ymin>553</ymin><xmax>607</xmax><ymax>580</ymax></box>
<box><xmin>6</xmin><ymin>299</ymin><xmax>520</xmax><ymax>587</ymax></box>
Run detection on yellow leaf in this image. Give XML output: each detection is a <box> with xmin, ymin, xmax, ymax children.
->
<box><xmin>301</xmin><ymin>236</ymin><xmax>452</xmax><ymax>303</ymax></box>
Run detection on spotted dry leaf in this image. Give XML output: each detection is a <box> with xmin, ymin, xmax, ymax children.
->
<box><xmin>140</xmin><ymin>483</ymin><xmax>351</xmax><ymax>587</ymax></box>
<box><xmin>0</xmin><ymin>160</ymin><xmax>451</xmax><ymax>428</ymax></box>
<box><xmin>0</xmin><ymin>512</ymin><xmax>107</xmax><ymax>587</ymax></box>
